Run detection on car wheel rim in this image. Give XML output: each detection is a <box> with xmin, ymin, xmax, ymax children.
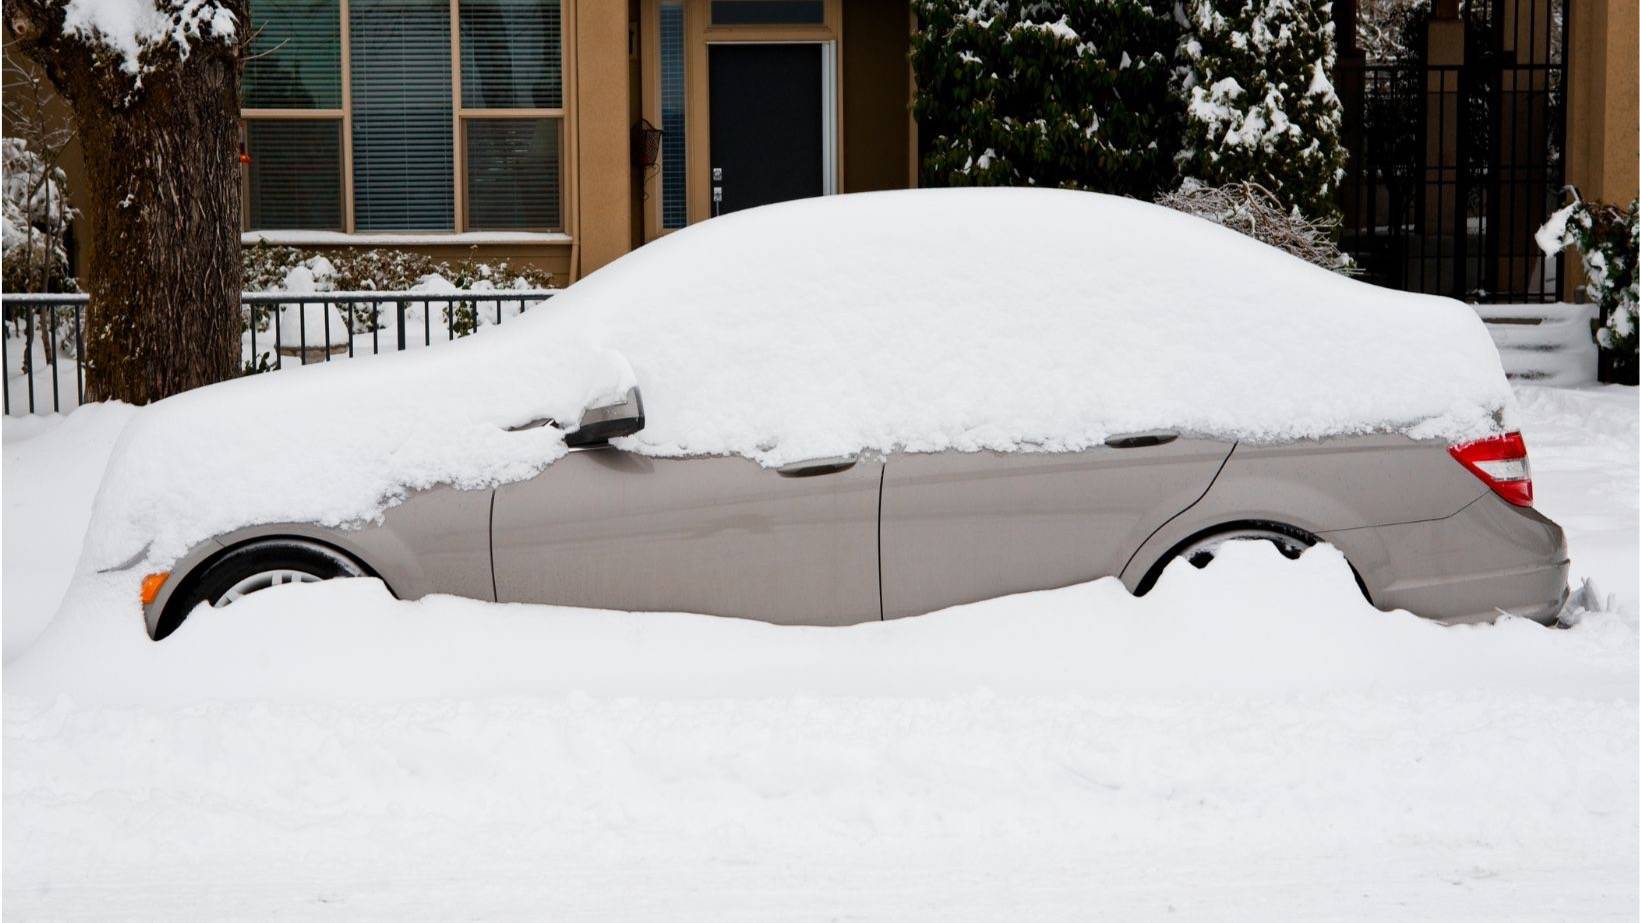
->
<box><xmin>216</xmin><ymin>569</ymin><xmax>323</xmax><ymax>607</ymax></box>
<box><xmin>1180</xmin><ymin>529</ymin><xmax>1308</xmax><ymax>569</ymax></box>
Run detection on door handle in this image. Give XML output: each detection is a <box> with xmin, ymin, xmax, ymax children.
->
<box><xmin>776</xmin><ymin>455</ymin><xmax>858</xmax><ymax>478</ymax></box>
<box><xmin>1105</xmin><ymin>431</ymin><xmax>1179</xmax><ymax>449</ymax></box>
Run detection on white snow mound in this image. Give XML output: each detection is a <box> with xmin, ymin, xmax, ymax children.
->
<box><xmin>86</xmin><ymin>188</ymin><xmax>1514</xmax><ymax>570</ymax></box>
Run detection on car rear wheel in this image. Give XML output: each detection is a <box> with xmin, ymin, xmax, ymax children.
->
<box><xmin>157</xmin><ymin>540</ymin><xmax>366</xmax><ymax>638</ymax></box>
<box><xmin>1175</xmin><ymin>524</ymin><xmax>1314</xmax><ymax>569</ymax></box>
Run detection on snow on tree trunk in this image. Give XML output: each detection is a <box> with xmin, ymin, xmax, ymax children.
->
<box><xmin>1174</xmin><ymin>0</ymin><xmax>1348</xmax><ymax>223</ymax></box>
<box><xmin>5</xmin><ymin>0</ymin><xmax>244</xmax><ymax>405</ymax></box>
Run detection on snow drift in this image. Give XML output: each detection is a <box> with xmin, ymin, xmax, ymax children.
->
<box><xmin>85</xmin><ymin>187</ymin><xmax>1515</xmax><ymax>570</ymax></box>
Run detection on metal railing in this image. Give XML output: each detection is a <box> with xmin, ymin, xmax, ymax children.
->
<box><xmin>2</xmin><ymin>289</ymin><xmax>558</xmax><ymax>415</ymax></box>
<box><xmin>1336</xmin><ymin>0</ymin><xmax>1570</xmax><ymax>303</ymax></box>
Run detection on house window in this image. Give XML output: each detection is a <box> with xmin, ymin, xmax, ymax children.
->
<box><xmin>241</xmin><ymin>0</ymin><xmax>566</xmax><ymax>234</ymax></box>
<box><xmin>243</xmin><ymin>0</ymin><xmax>344</xmax><ymax>229</ymax></box>
<box><xmin>351</xmin><ymin>0</ymin><xmax>454</xmax><ymax>230</ymax></box>
<box><xmin>709</xmin><ymin>0</ymin><xmax>824</xmax><ymax>25</ymax></box>
<box><xmin>459</xmin><ymin>0</ymin><xmax>564</xmax><ymax>229</ymax></box>
<box><xmin>247</xmin><ymin>120</ymin><xmax>344</xmax><ymax>230</ymax></box>
<box><xmin>659</xmin><ymin>0</ymin><xmax>686</xmax><ymax>229</ymax></box>
<box><xmin>244</xmin><ymin>0</ymin><xmax>341</xmax><ymax>108</ymax></box>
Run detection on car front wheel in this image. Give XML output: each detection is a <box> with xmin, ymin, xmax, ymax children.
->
<box><xmin>157</xmin><ymin>540</ymin><xmax>366</xmax><ymax>638</ymax></box>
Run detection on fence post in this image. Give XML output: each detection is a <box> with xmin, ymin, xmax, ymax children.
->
<box><xmin>396</xmin><ymin>301</ymin><xmax>406</xmax><ymax>352</ymax></box>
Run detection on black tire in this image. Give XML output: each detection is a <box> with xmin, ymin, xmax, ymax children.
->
<box><xmin>156</xmin><ymin>540</ymin><xmax>365</xmax><ymax>639</ymax></box>
<box><xmin>1178</xmin><ymin>523</ymin><xmax>1315</xmax><ymax>569</ymax></box>
<box><xmin>1135</xmin><ymin>522</ymin><xmax>1319</xmax><ymax>596</ymax></box>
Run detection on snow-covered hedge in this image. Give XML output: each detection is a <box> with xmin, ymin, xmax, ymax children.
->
<box><xmin>909</xmin><ymin>0</ymin><xmax>1180</xmax><ymax>199</ymax></box>
<box><xmin>86</xmin><ymin>189</ymin><xmax>1515</xmax><ymax>572</ymax></box>
<box><xmin>241</xmin><ymin>245</ymin><xmax>555</xmax><ymax>362</ymax></box>
<box><xmin>1174</xmin><ymin>0</ymin><xmax>1347</xmax><ymax>222</ymax></box>
<box><xmin>910</xmin><ymin>0</ymin><xmax>1348</xmax><ymax>221</ymax></box>
<box><xmin>243</xmin><ymin>244</ymin><xmax>552</xmax><ymax>297</ymax></box>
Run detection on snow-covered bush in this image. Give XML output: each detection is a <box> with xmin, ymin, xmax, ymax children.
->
<box><xmin>1157</xmin><ymin>180</ymin><xmax>1355</xmax><ymax>273</ymax></box>
<box><xmin>243</xmin><ymin>244</ymin><xmax>554</xmax><ymax>336</ymax></box>
<box><xmin>2</xmin><ymin>137</ymin><xmax>77</xmax><ymax>293</ymax></box>
<box><xmin>1537</xmin><ymin>194</ymin><xmax>1639</xmax><ymax>383</ymax></box>
<box><xmin>910</xmin><ymin>0</ymin><xmax>1181</xmax><ymax>199</ymax></box>
<box><xmin>1175</xmin><ymin>0</ymin><xmax>1348</xmax><ymax>222</ymax></box>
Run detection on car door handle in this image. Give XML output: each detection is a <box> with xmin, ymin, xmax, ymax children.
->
<box><xmin>1105</xmin><ymin>431</ymin><xmax>1179</xmax><ymax>449</ymax></box>
<box><xmin>776</xmin><ymin>455</ymin><xmax>859</xmax><ymax>478</ymax></box>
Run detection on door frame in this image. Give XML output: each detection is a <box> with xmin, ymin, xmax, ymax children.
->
<box><xmin>704</xmin><ymin>39</ymin><xmax>837</xmax><ymax>216</ymax></box>
<box><xmin>639</xmin><ymin>0</ymin><xmax>844</xmax><ymax>240</ymax></box>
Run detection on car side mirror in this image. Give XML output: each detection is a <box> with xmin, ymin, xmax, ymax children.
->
<box><xmin>565</xmin><ymin>387</ymin><xmax>645</xmax><ymax>448</ymax></box>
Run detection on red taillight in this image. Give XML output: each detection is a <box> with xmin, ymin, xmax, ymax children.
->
<box><xmin>1448</xmin><ymin>431</ymin><xmax>1533</xmax><ymax>507</ymax></box>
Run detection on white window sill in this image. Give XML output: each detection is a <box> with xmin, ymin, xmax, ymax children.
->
<box><xmin>243</xmin><ymin>230</ymin><xmax>574</xmax><ymax>247</ymax></box>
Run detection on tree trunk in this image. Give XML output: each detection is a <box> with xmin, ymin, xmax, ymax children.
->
<box><xmin>6</xmin><ymin>0</ymin><xmax>245</xmax><ymax>406</ymax></box>
<box><xmin>73</xmin><ymin>60</ymin><xmax>243</xmax><ymax>403</ymax></box>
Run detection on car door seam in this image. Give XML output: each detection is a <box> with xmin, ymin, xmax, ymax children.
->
<box><xmin>488</xmin><ymin>489</ymin><xmax>498</xmax><ymax>602</ymax></box>
<box><xmin>1117</xmin><ymin>442</ymin><xmax>1239</xmax><ymax>581</ymax></box>
<box><xmin>876</xmin><ymin>460</ymin><xmax>886</xmax><ymax>621</ymax></box>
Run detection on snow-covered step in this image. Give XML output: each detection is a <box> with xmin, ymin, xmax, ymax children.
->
<box><xmin>1474</xmin><ymin>303</ymin><xmax>1598</xmax><ymax>386</ymax></box>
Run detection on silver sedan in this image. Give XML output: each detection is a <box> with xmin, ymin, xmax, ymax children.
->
<box><xmin>142</xmin><ymin>386</ymin><xmax>1568</xmax><ymax>638</ymax></box>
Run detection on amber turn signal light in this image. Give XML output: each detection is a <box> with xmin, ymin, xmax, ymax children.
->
<box><xmin>140</xmin><ymin>572</ymin><xmax>170</xmax><ymax>606</ymax></box>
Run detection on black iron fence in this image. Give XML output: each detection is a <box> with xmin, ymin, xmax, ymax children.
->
<box><xmin>1337</xmin><ymin>0</ymin><xmax>1569</xmax><ymax>303</ymax></box>
<box><xmin>2</xmin><ymin>289</ymin><xmax>558</xmax><ymax>415</ymax></box>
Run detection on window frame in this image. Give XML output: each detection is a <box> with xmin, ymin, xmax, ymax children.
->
<box><xmin>241</xmin><ymin>0</ymin><xmax>571</xmax><ymax>236</ymax></box>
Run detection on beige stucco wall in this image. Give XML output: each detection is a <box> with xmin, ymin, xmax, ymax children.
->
<box><xmin>572</xmin><ymin>0</ymin><xmax>636</xmax><ymax>279</ymax></box>
<box><xmin>1566</xmin><ymin>0</ymin><xmax>1639</xmax><ymax>205</ymax></box>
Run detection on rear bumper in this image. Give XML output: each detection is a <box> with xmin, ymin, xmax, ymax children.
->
<box><xmin>1320</xmin><ymin>495</ymin><xmax>1569</xmax><ymax>625</ymax></box>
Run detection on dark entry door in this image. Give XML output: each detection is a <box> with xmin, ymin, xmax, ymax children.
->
<box><xmin>708</xmin><ymin>43</ymin><xmax>825</xmax><ymax>214</ymax></box>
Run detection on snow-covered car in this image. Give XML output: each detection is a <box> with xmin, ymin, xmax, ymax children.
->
<box><xmin>98</xmin><ymin>189</ymin><xmax>1565</xmax><ymax>638</ymax></box>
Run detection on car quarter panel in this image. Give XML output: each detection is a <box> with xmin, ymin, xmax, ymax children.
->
<box><xmin>1118</xmin><ymin>434</ymin><xmax>1491</xmax><ymax>591</ymax></box>
<box><xmin>143</xmin><ymin>484</ymin><xmax>495</xmax><ymax>638</ymax></box>
<box><xmin>491</xmin><ymin>448</ymin><xmax>883</xmax><ymax>626</ymax></box>
<box><xmin>880</xmin><ymin>441</ymin><xmax>1233</xmax><ymax>619</ymax></box>
<box><xmin>1317</xmin><ymin>495</ymin><xmax>1569</xmax><ymax>624</ymax></box>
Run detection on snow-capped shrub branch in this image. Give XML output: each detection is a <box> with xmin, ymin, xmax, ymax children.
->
<box><xmin>1157</xmin><ymin>180</ymin><xmax>1355</xmax><ymax>273</ymax></box>
<box><xmin>1537</xmin><ymin>192</ymin><xmax>1640</xmax><ymax>381</ymax></box>
<box><xmin>1</xmin><ymin>137</ymin><xmax>78</xmax><ymax>293</ymax></box>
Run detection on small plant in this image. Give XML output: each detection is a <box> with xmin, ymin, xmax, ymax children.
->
<box><xmin>1537</xmin><ymin>192</ymin><xmax>1638</xmax><ymax>384</ymax></box>
<box><xmin>1157</xmin><ymin>180</ymin><xmax>1357</xmax><ymax>273</ymax></box>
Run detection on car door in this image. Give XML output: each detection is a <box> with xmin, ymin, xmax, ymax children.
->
<box><xmin>878</xmin><ymin>436</ymin><xmax>1233</xmax><ymax>619</ymax></box>
<box><xmin>492</xmin><ymin>448</ymin><xmax>882</xmax><ymax>625</ymax></box>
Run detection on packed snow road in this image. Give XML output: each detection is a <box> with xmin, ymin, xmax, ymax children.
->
<box><xmin>3</xmin><ymin>384</ymin><xmax>1636</xmax><ymax>921</ymax></box>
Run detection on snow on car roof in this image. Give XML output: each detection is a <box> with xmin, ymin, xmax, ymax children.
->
<box><xmin>565</xmin><ymin>188</ymin><xmax>1511</xmax><ymax>463</ymax></box>
<box><xmin>86</xmin><ymin>187</ymin><xmax>1514</xmax><ymax>569</ymax></box>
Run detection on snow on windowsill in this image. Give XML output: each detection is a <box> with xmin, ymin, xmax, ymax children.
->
<box><xmin>242</xmin><ymin>231</ymin><xmax>574</xmax><ymax>247</ymax></box>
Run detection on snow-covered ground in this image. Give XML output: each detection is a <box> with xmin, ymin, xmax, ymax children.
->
<box><xmin>3</xmin><ymin>384</ymin><xmax>1636</xmax><ymax>920</ymax></box>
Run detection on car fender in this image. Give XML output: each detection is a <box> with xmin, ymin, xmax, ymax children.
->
<box><xmin>142</xmin><ymin>484</ymin><xmax>495</xmax><ymax>638</ymax></box>
<box><xmin>1119</xmin><ymin>434</ymin><xmax>1488</xmax><ymax>593</ymax></box>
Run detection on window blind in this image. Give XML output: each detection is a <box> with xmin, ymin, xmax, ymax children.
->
<box><xmin>660</xmin><ymin>1</ymin><xmax>687</xmax><ymax>229</ymax></box>
<box><xmin>350</xmin><ymin>0</ymin><xmax>454</xmax><ymax>230</ymax></box>
<box><xmin>245</xmin><ymin>0</ymin><xmax>341</xmax><ymax>109</ymax></box>
<box><xmin>460</xmin><ymin>0</ymin><xmax>563</xmax><ymax>109</ymax></box>
<box><xmin>246</xmin><ymin>120</ymin><xmax>343</xmax><ymax>230</ymax></box>
<box><xmin>465</xmin><ymin>119</ymin><xmax>560</xmax><ymax>229</ymax></box>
